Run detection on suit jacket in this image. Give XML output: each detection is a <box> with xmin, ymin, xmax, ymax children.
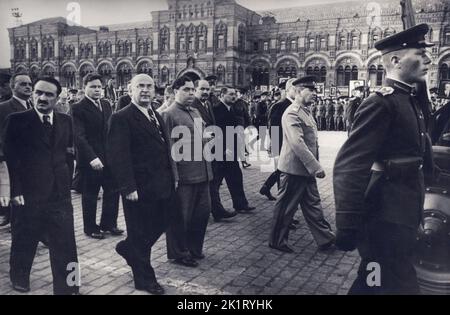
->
<box><xmin>3</xmin><ymin>109</ymin><xmax>73</xmax><ymax>204</ymax></box>
<box><xmin>0</xmin><ymin>97</ymin><xmax>30</xmax><ymax>159</ymax></box>
<box><xmin>107</xmin><ymin>104</ymin><xmax>178</xmax><ymax>200</ymax></box>
<box><xmin>277</xmin><ymin>103</ymin><xmax>321</xmax><ymax>177</ymax></box>
<box><xmin>72</xmin><ymin>97</ymin><xmax>112</xmax><ymax>169</ymax></box>
<box><xmin>268</xmin><ymin>98</ymin><xmax>292</xmax><ymax>155</ymax></box>
<box><xmin>117</xmin><ymin>94</ymin><xmax>131</xmax><ymax>111</ymax></box>
<box><xmin>191</xmin><ymin>97</ymin><xmax>216</xmax><ymax>127</ymax></box>
<box><xmin>213</xmin><ymin>101</ymin><xmax>244</xmax><ymax>160</ymax></box>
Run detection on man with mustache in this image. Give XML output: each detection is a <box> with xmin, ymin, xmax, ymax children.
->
<box><xmin>107</xmin><ymin>74</ymin><xmax>178</xmax><ymax>294</ymax></box>
<box><xmin>269</xmin><ymin>76</ymin><xmax>335</xmax><ymax>253</ymax></box>
<box><xmin>0</xmin><ymin>73</ymin><xmax>33</xmax><ymax>227</ymax></box>
<box><xmin>4</xmin><ymin>76</ymin><xmax>79</xmax><ymax>294</ymax></box>
<box><xmin>72</xmin><ymin>73</ymin><xmax>122</xmax><ymax>239</ymax></box>
<box><xmin>334</xmin><ymin>24</ymin><xmax>435</xmax><ymax>294</ymax></box>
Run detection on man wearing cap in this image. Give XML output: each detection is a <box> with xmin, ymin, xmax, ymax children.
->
<box><xmin>345</xmin><ymin>86</ymin><xmax>365</xmax><ymax>133</ymax></box>
<box><xmin>255</xmin><ymin>92</ymin><xmax>269</xmax><ymax>150</ymax></box>
<box><xmin>333</xmin><ymin>24</ymin><xmax>435</xmax><ymax>294</ymax></box>
<box><xmin>260</xmin><ymin>78</ymin><xmax>297</xmax><ymax>201</ymax></box>
<box><xmin>234</xmin><ymin>88</ymin><xmax>251</xmax><ymax>168</ymax></box>
<box><xmin>316</xmin><ymin>99</ymin><xmax>326</xmax><ymax>130</ymax></box>
<box><xmin>324</xmin><ymin>98</ymin><xmax>335</xmax><ymax>131</ymax></box>
<box><xmin>269</xmin><ymin>76</ymin><xmax>335</xmax><ymax>253</ymax></box>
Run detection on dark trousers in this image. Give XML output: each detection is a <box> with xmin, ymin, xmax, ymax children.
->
<box><xmin>269</xmin><ymin>173</ymin><xmax>334</xmax><ymax>247</ymax></box>
<box><xmin>211</xmin><ymin>161</ymin><xmax>248</xmax><ymax>214</ymax></box>
<box><xmin>349</xmin><ymin>220</ymin><xmax>420</xmax><ymax>295</ymax></box>
<box><xmin>166</xmin><ymin>182</ymin><xmax>211</xmax><ymax>259</ymax></box>
<box><xmin>10</xmin><ymin>199</ymin><xmax>79</xmax><ymax>295</ymax></box>
<box><xmin>262</xmin><ymin>170</ymin><xmax>280</xmax><ymax>190</ymax></box>
<box><xmin>121</xmin><ymin>195</ymin><xmax>174</xmax><ymax>287</ymax></box>
<box><xmin>81</xmin><ymin>167</ymin><xmax>120</xmax><ymax>234</ymax></box>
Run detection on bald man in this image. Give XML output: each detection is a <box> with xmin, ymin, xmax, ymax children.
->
<box><xmin>107</xmin><ymin>74</ymin><xmax>178</xmax><ymax>295</ymax></box>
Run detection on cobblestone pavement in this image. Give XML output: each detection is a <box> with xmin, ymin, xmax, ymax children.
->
<box><xmin>0</xmin><ymin>131</ymin><xmax>360</xmax><ymax>295</ymax></box>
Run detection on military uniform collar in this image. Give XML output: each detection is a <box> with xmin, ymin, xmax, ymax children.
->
<box><xmin>385</xmin><ymin>78</ymin><xmax>416</xmax><ymax>95</ymax></box>
<box><xmin>175</xmin><ymin>101</ymin><xmax>194</xmax><ymax>112</ymax></box>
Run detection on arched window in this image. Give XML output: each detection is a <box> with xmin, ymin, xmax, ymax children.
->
<box><xmin>309</xmin><ymin>37</ymin><xmax>315</xmax><ymax>50</ymax></box>
<box><xmin>376</xmin><ymin>65</ymin><xmax>384</xmax><ymax>86</ymax></box>
<box><xmin>61</xmin><ymin>65</ymin><xmax>76</xmax><ymax>88</ymax></box>
<box><xmin>104</xmin><ymin>41</ymin><xmax>111</xmax><ymax>57</ymax></box>
<box><xmin>339</xmin><ymin>33</ymin><xmax>347</xmax><ymax>50</ymax></box>
<box><xmin>197</xmin><ymin>24</ymin><xmax>207</xmax><ymax>51</ymax></box>
<box><xmin>319</xmin><ymin>37</ymin><xmax>327</xmax><ymax>51</ymax></box>
<box><xmin>98</xmin><ymin>42</ymin><xmax>104</xmax><ymax>57</ymax></box>
<box><xmin>320</xmin><ymin>66</ymin><xmax>327</xmax><ymax>83</ymax></box>
<box><xmin>238</xmin><ymin>25</ymin><xmax>246</xmax><ymax>51</ymax></box>
<box><xmin>306</xmin><ymin>66</ymin><xmax>313</xmax><ymax>76</ymax></box>
<box><xmin>30</xmin><ymin>39</ymin><xmax>38</xmax><ymax>61</ymax></box>
<box><xmin>117</xmin><ymin>63</ymin><xmax>133</xmax><ymax>88</ymax></box>
<box><xmin>351</xmin><ymin>66</ymin><xmax>358</xmax><ymax>81</ymax></box>
<box><xmin>215</xmin><ymin>23</ymin><xmax>227</xmax><ymax>50</ymax></box>
<box><xmin>160</xmin><ymin>27</ymin><xmax>170</xmax><ymax>53</ymax></box>
<box><xmin>79</xmin><ymin>43</ymin><xmax>85</xmax><ymax>59</ymax></box>
<box><xmin>237</xmin><ymin>67</ymin><xmax>244</xmax><ymax>85</ymax></box>
<box><xmin>43</xmin><ymin>66</ymin><xmax>55</xmax><ymax>77</ymax></box>
<box><xmin>137</xmin><ymin>61</ymin><xmax>152</xmax><ymax>76</ymax></box>
<box><xmin>116</xmin><ymin>40</ymin><xmax>123</xmax><ymax>57</ymax></box>
<box><xmin>98</xmin><ymin>63</ymin><xmax>113</xmax><ymax>83</ymax></box>
<box><xmin>79</xmin><ymin>64</ymin><xmax>94</xmax><ymax>82</ymax></box>
<box><xmin>217</xmin><ymin>65</ymin><xmax>225</xmax><ymax>84</ymax></box>
<box><xmin>290</xmin><ymin>39</ymin><xmax>297</xmax><ymax>51</ymax></box>
<box><xmin>137</xmin><ymin>39</ymin><xmax>144</xmax><ymax>56</ymax></box>
<box><xmin>351</xmin><ymin>30</ymin><xmax>360</xmax><ymax>49</ymax></box>
<box><xmin>336</xmin><ymin>66</ymin><xmax>344</xmax><ymax>86</ymax></box>
<box><xmin>161</xmin><ymin>67</ymin><xmax>169</xmax><ymax>84</ymax></box>
<box><xmin>440</xmin><ymin>63</ymin><xmax>449</xmax><ymax>80</ymax></box>
<box><xmin>252</xmin><ymin>66</ymin><xmax>270</xmax><ymax>87</ymax></box>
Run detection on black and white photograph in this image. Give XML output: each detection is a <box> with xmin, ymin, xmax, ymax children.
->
<box><xmin>0</xmin><ymin>0</ymin><xmax>450</xmax><ymax>299</ymax></box>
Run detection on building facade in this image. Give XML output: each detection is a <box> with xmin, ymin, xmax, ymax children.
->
<box><xmin>8</xmin><ymin>0</ymin><xmax>450</xmax><ymax>95</ymax></box>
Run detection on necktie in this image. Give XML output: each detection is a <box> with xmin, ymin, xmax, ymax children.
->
<box><xmin>147</xmin><ymin>108</ymin><xmax>165</xmax><ymax>142</ymax></box>
<box><xmin>43</xmin><ymin>114</ymin><xmax>52</xmax><ymax>127</ymax></box>
<box><xmin>94</xmin><ymin>99</ymin><xmax>102</xmax><ymax>112</ymax></box>
<box><xmin>26</xmin><ymin>100</ymin><xmax>33</xmax><ymax>109</ymax></box>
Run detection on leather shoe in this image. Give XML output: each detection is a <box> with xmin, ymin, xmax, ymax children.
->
<box><xmin>213</xmin><ymin>211</ymin><xmax>237</xmax><ymax>222</ymax></box>
<box><xmin>191</xmin><ymin>253</ymin><xmax>205</xmax><ymax>260</ymax></box>
<box><xmin>259</xmin><ymin>186</ymin><xmax>276</xmax><ymax>201</ymax></box>
<box><xmin>0</xmin><ymin>214</ymin><xmax>10</xmax><ymax>227</ymax></box>
<box><xmin>136</xmin><ymin>282</ymin><xmax>165</xmax><ymax>295</ymax></box>
<box><xmin>116</xmin><ymin>241</ymin><xmax>132</xmax><ymax>266</ymax></box>
<box><xmin>235</xmin><ymin>205</ymin><xmax>256</xmax><ymax>212</ymax></box>
<box><xmin>269</xmin><ymin>243</ymin><xmax>294</xmax><ymax>253</ymax></box>
<box><xmin>318</xmin><ymin>240</ymin><xmax>336</xmax><ymax>251</ymax></box>
<box><xmin>241</xmin><ymin>161</ymin><xmax>251</xmax><ymax>169</ymax></box>
<box><xmin>85</xmin><ymin>231</ymin><xmax>105</xmax><ymax>239</ymax></box>
<box><xmin>102</xmin><ymin>227</ymin><xmax>124</xmax><ymax>236</ymax></box>
<box><xmin>173</xmin><ymin>257</ymin><xmax>199</xmax><ymax>267</ymax></box>
<box><xmin>12</xmin><ymin>283</ymin><xmax>30</xmax><ymax>293</ymax></box>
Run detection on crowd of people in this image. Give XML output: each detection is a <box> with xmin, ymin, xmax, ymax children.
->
<box><xmin>0</xmin><ymin>22</ymin><xmax>449</xmax><ymax>296</ymax></box>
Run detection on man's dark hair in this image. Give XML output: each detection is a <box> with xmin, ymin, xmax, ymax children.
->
<box><xmin>9</xmin><ymin>72</ymin><xmax>30</xmax><ymax>89</ymax></box>
<box><xmin>172</xmin><ymin>76</ymin><xmax>193</xmax><ymax>90</ymax></box>
<box><xmin>220</xmin><ymin>86</ymin><xmax>235</xmax><ymax>97</ymax></box>
<box><xmin>33</xmin><ymin>76</ymin><xmax>62</xmax><ymax>96</ymax></box>
<box><xmin>82</xmin><ymin>73</ymin><xmax>103</xmax><ymax>87</ymax></box>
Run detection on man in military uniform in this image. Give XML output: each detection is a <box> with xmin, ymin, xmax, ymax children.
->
<box><xmin>333</xmin><ymin>23</ymin><xmax>435</xmax><ymax>294</ymax></box>
<box><xmin>324</xmin><ymin>98</ymin><xmax>335</xmax><ymax>131</ymax></box>
<box><xmin>333</xmin><ymin>99</ymin><xmax>344</xmax><ymax>131</ymax></box>
<box><xmin>316</xmin><ymin>99</ymin><xmax>326</xmax><ymax>131</ymax></box>
<box><xmin>255</xmin><ymin>92</ymin><xmax>269</xmax><ymax>150</ymax></box>
<box><xmin>269</xmin><ymin>76</ymin><xmax>335</xmax><ymax>253</ymax></box>
<box><xmin>345</xmin><ymin>86</ymin><xmax>365</xmax><ymax>133</ymax></box>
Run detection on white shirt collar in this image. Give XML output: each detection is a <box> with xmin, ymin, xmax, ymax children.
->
<box><xmin>13</xmin><ymin>95</ymin><xmax>28</xmax><ymax>109</ymax></box>
<box><xmin>86</xmin><ymin>95</ymin><xmax>100</xmax><ymax>106</ymax></box>
<box><xmin>386</xmin><ymin>76</ymin><xmax>414</xmax><ymax>89</ymax></box>
<box><xmin>34</xmin><ymin>108</ymin><xmax>54</xmax><ymax>125</ymax></box>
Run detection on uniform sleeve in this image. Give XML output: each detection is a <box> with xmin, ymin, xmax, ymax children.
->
<box><xmin>333</xmin><ymin>95</ymin><xmax>393</xmax><ymax>230</ymax></box>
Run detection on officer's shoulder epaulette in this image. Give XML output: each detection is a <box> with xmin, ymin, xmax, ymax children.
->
<box><xmin>375</xmin><ymin>86</ymin><xmax>394</xmax><ymax>97</ymax></box>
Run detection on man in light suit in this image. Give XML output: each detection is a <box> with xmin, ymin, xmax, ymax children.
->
<box><xmin>161</xmin><ymin>76</ymin><xmax>213</xmax><ymax>267</ymax></box>
<box><xmin>4</xmin><ymin>76</ymin><xmax>79</xmax><ymax>294</ymax></box>
<box><xmin>269</xmin><ymin>76</ymin><xmax>335</xmax><ymax>253</ymax></box>
<box><xmin>107</xmin><ymin>74</ymin><xmax>178</xmax><ymax>295</ymax></box>
<box><xmin>72</xmin><ymin>73</ymin><xmax>122</xmax><ymax>239</ymax></box>
<box><xmin>0</xmin><ymin>73</ymin><xmax>33</xmax><ymax>227</ymax></box>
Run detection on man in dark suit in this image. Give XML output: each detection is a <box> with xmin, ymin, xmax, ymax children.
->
<box><xmin>0</xmin><ymin>73</ymin><xmax>33</xmax><ymax>227</ymax></box>
<box><xmin>212</xmin><ymin>87</ymin><xmax>255</xmax><ymax>215</ymax></box>
<box><xmin>260</xmin><ymin>78</ymin><xmax>296</xmax><ymax>201</ymax></box>
<box><xmin>72</xmin><ymin>73</ymin><xmax>122</xmax><ymax>239</ymax></box>
<box><xmin>4</xmin><ymin>76</ymin><xmax>79</xmax><ymax>294</ymax></box>
<box><xmin>107</xmin><ymin>74</ymin><xmax>178</xmax><ymax>295</ymax></box>
<box><xmin>192</xmin><ymin>80</ymin><xmax>237</xmax><ymax>221</ymax></box>
<box><xmin>255</xmin><ymin>92</ymin><xmax>269</xmax><ymax>150</ymax></box>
